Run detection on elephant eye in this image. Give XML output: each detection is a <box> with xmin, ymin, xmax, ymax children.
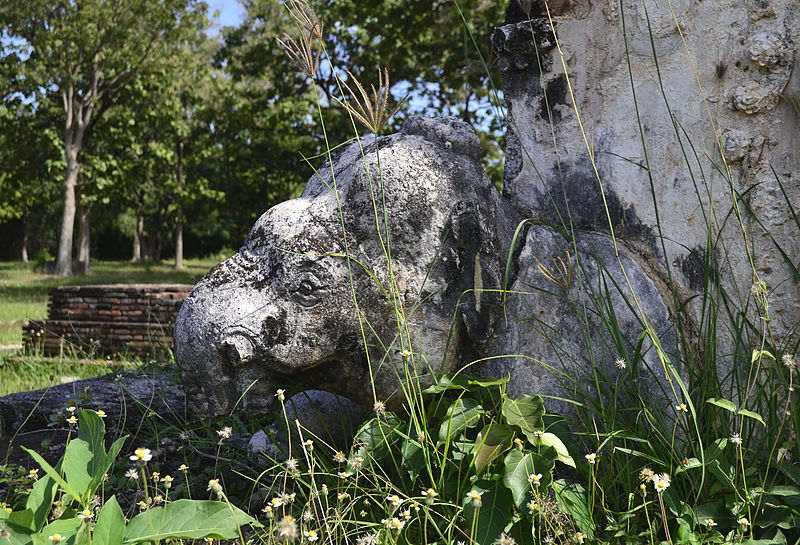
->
<box><xmin>297</xmin><ymin>280</ymin><xmax>314</xmax><ymax>295</ymax></box>
<box><xmin>289</xmin><ymin>272</ymin><xmax>327</xmax><ymax>307</ymax></box>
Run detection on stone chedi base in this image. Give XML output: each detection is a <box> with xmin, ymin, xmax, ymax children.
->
<box><xmin>24</xmin><ymin>284</ymin><xmax>191</xmax><ymax>357</ymax></box>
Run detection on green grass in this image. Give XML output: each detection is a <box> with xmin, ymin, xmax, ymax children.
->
<box><xmin>0</xmin><ymin>356</ymin><xmax>125</xmax><ymax>396</ymax></box>
<box><xmin>0</xmin><ymin>258</ymin><xmax>217</xmax><ymax>289</ymax></box>
<box><xmin>0</xmin><ymin>300</ymin><xmax>45</xmax><ymax>346</ymax></box>
<box><xmin>0</xmin><ymin>258</ymin><xmax>218</xmax><ymax>395</ymax></box>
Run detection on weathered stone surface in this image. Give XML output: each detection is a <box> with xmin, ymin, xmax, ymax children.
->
<box><xmin>176</xmin><ymin>116</ymin><xmax>520</xmax><ymax>416</ymax></box>
<box><xmin>247</xmin><ymin>391</ymin><xmax>370</xmax><ymax>459</ymax></box>
<box><xmin>494</xmin><ymin>0</ymin><xmax>800</xmax><ymax>338</ymax></box>
<box><xmin>0</xmin><ymin>369</ymin><xmax>185</xmax><ymax>437</ymax></box>
<box><xmin>282</xmin><ymin>390</ymin><xmax>370</xmax><ymax>450</ymax></box>
<box><xmin>175</xmin><ymin>116</ymin><xmax>676</xmax><ymax>419</ymax></box>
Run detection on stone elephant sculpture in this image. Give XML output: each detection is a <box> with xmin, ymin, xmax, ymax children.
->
<box><xmin>174</xmin><ymin>116</ymin><xmax>676</xmax><ymax>419</ymax></box>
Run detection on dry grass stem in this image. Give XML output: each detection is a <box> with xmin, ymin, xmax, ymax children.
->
<box><xmin>335</xmin><ymin>68</ymin><xmax>409</xmax><ymax>134</ymax></box>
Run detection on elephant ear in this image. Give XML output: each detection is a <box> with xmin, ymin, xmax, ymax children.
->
<box><xmin>449</xmin><ymin>200</ymin><xmax>503</xmax><ymax>345</ymax></box>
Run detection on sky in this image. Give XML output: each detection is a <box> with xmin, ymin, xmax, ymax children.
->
<box><xmin>206</xmin><ymin>0</ymin><xmax>246</xmax><ymax>32</ymax></box>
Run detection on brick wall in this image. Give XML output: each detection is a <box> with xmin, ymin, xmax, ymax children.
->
<box><xmin>23</xmin><ymin>284</ymin><xmax>192</xmax><ymax>358</ymax></box>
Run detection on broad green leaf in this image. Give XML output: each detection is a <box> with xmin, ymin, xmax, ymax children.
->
<box><xmin>62</xmin><ymin>437</ymin><xmax>94</xmax><ymax>502</ymax></box>
<box><xmin>0</xmin><ymin>509</ymin><xmax>35</xmax><ymax>543</ymax></box>
<box><xmin>769</xmin><ymin>485</ymin><xmax>800</xmax><ymax>497</ymax></box>
<box><xmin>462</xmin><ymin>481</ymin><xmax>514</xmax><ymax>545</ymax></box>
<box><xmin>438</xmin><ymin>398</ymin><xmax>484</xmax><ymax>444</ymax></box>
<box><xmin>351</xmin><ymin>414</ymin><xmax>400</xmax><ymax>465</ymax></box>
<box><xmin>422</xmin><ymin>374</ymin><xmax>471</xmax><ymax>394</ymax></box>
<box><xmin>400</xmin><ymin>434</ymin><xmax>425</xmax><ymax>481</ymax></box>
<box><xmin>675</xmin><ymin>518</ymin><xmax>702</xmax><ymax>545</ymax></box>
<box><xmin>506</xmin><ymin>516</ymin><xmax>534</xmax><ymax>545</ymax></box>
<box><xmin>752</xmin><ymin>349</ymin><xmax>776</xmax><ymax>363</ymax></box>
<box><xmin>467</xmin><ymin>373</ymin><xmax>510</xmax><ymax>389</ymax></box>
<box><xmin>473</xmin><ymin>423</ymin><xmax>513</xmax><ymax>474</ymax></box>
<box><xmin>707</xmin><ymin>459</ymin><xmax>736</xmax><ymax>492</ymax></box>
<box><xmin>696</xmin><ymin>499</ymin><xmax>732</xmax><ymax>526</ymax></box>
<box><xmin>61</xmin><ymin>409</ymin><xmax>113</xmax><ymax>503</ymax></box>
<box><xmin>674</xmin><ymin>457</ymin><xmax>702</xmax><ymax>473</ymax></box>
<box><xmin>449</xmin><ymin>437</ymin><xmax>475</xmax><ymax>462</ymax></box>
<box><xmin>423</xmin><ymin>373</ymin><xmax>508</xmax><ymax>394</ymax></box>
<box><xmin>503</xmin><ymin>449</ymin><xmax>554</xmax><ymax>509</ymax></box>
<box><xmin>738</xmin><ymin>408</ymin><xmax>766</xmax><ymax>426</ymax></box>
<box><xmin>705</xmin><ymin>399</ymin><xmax>764</xmax><ymax>425</ymax></box>
<box><xmin>0</xmin><ymin>518</ymin><xmax>34</xmax><ymax>545</ymax></box>
<box><xmin>26</xmin><ymin>473</ymin><xmax>59</xmax><ymax>532</ymax></box>
<box><xmin>501</xmin><ymin>394</ymin><xmax>544</xmax><ymax>443</ymax></box>
<box><xmin>94</xmin><ymin>496</ymin><xmax>125</xmax><ymax>545</ymax></box>
<box><xmin>6</xmin><ymin>509</ymin><xmax>33</xmax><ymax>530</ymax></box>
<box><xmin>536</xmin><ymin>432</ymin><xmax>575</xmax><ymax>467</ymax></box>
<box><xmin>33</xmin><ymin>517</ymin><xmax>82</xmax><ymax>545</ymax></box>
<box><xmin>77</xmin><ymin>409</ymin><xmax>106</xmax><ymax>467</ymax></box>
<box><xmin>88</xmin><ymin>435</ymin><xmax>127</xmax><ymax>502</ymax></box>
<box><xmin>124</xmin><ymin>500</ymin><xmax>260</xmax><ymax>543</ymax></box>
<box><xmin>706</xmin><ymin>398</ymin><xmax>737</xmax><ymax>413</ymax></box>
<box><xmin>705</xmin><ymin>438</ymin><xmax>729</xmax><ymax>463</ymax></box>
<box><xmin>742</xmin><ymin>528</ymin><xmax>786</xmax><ymax>545</ymax></box>
<box><xmin>553</xmin><ymin>480</ymin><xmax>595</xmax><ymax>538</ymax></box>
<box><xmin>755</xmin><ymin>502</ymin><xmax>800</xmax><ymax>530</ymax></box>
<box><xmin>82</xmin><ymin>410</ymin><xmax>127</xmax><ymax>502</ymax></box>
<box><xmin>779</xmin><ymin>458</ymin><xmax>800</xmax><ymax>486</ymax></box>
<box><xmin>21</xmin><ymin>447</ymin><xmax>81</xmax><ymax>501</ymax></box>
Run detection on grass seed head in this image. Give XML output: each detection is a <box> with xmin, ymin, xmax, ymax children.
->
<box><xmin>286</xmin><ymin>0</ymin><xmax>322</xmax><ymax>39</ymax></box>
<box><xmin>335</xmin><ymin>68</ymin><xmax>409</xmax><ymax>134</ymax></box>
<box><xmin>276</xmin><ymin>1</ymin><xmax>323</xmax><ymax>79</ymax></box>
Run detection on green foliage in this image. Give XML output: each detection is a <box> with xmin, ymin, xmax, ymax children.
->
<box><xmin>0</xmin><ymin>0</ymin><xmax>506</xmax><ymax>260</ymax></box>
<box><xmin>124</xmin><ymin>500</ymin><xmax>258</xmax><ymax>543</ymax></box>
<box><xmin>336</xmin><ymin>373</ymin><xmax>567</xmax><ymax>544</ymax></box>
<box><xmin>0</xmin><ymin>0</ymin><xmax>212</xmax><ymax>271</ymax></box>
<box><xmin>0</xmin><ymin>409</ymin><xmax>261</xmax><ymax>544</ymax></box>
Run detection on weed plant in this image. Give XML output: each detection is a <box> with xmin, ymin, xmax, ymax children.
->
<box><xmin>1</xmin><ymin>1</ymin><xmax>799</xmax><ymax>544</ymax></box>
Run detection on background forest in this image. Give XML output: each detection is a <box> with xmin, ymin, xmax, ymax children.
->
<box><xmin>0</xmin><ymin>0</ymin><xmax>505</xmax><ymax>273</ymax></box>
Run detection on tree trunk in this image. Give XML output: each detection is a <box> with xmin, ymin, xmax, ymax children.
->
<box><xmin>55</xmin><ymin>148</ymin><xmax>79</xmax><ymax>276</ymax></box>
<box><xmin>174</xmin><ymin>140</ymin><xmax>184</xmax><ymax>270</ymax></box>
<box><xmin>154</xmin><ymin>228</ymin><xmax>164</xmax><ymax>262</ymax></box>
<box><xmin>175</xmin><ymin>220</ymin><xmax>183</xmax><ymax>268</ymax></box>
<box><xmin>56</xmin><ymin>81</ymin><xmax>93</xmax><ymax>277</ymax></box>
<box><xmin>132</xmin><ymin>213</ymin><xmax>144</xmax><ymax>262</ymax></box>
<box><xmin>77</xmin><ymin>200</ymin><xmax>93</xmax><ymax>274</ymax></box>
<box><xmin>21</xmin><ymin>221</ymin><xmax>29</xmax><ymax>262</ymax></box>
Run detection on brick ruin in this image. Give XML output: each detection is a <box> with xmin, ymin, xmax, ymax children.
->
<box><xmin>23</xmin><ymin>285</ymin><xmax>191</xmax><ymax>358</ymax></box>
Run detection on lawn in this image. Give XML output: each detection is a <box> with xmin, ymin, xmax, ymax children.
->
<box><xmin>0</xmin><ymin>259</ymin><xmax>218</xmax><ymax>395</ymax></box>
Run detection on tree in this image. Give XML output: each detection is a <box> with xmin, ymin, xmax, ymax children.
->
<box><xmin>0</xmin><ymin>97</ymin><xmax>63</xmax><ymax>261</ymax></box>
<box><xmin>154</xmin><ymin>24</ymin><xmax>216</xmax><ymax>270</ymax></box>
<box><xmin>0</xmin><ymin>0</ymin><xmax>205</xmax><ymax>276</ymax></box>
<box><xmin>208</xmin><ymin>0</ymin><xmax>506</xmax><ymax>241</ymax></box>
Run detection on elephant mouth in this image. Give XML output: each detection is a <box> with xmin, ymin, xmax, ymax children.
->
<box><xmin>218</xmin><ymin>326</ymin><xmax>260</xmax><ymax>367</ymax></box>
